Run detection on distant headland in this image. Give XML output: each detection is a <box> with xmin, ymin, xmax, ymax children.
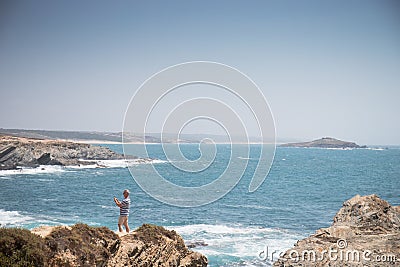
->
<box><xmin>0</xmin><ymin>128</ymin><xmax>263</xmax><ymax>144</ymax></box>
<box><xmin>280</xmin><ymin>137</ymin><xmax>367</xmax><ymax>149</ymax></box>
<box><xmin>0</xmin><ymin>128</ymin><xmax>199</xmax><ymax>144</ymax></box>
<box><xmin>0</xmin><ymin>135</ymin><xmax>155</xmax><ymax>170</ymax></box>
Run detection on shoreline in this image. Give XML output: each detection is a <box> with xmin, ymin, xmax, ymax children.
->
<box><xmin>0</xmin><ymin>158</ymin><xmax>165</xmax><ymax>175</ymax></box>
<box><xmin>72</xmin><ymin>139</ymin><xmax>277</xmax><ymax>145</ymax></box>
<box><xmin>0</xmin><ymin>135</ymin><xmax>157</xmax><ymax>170</ymax></box>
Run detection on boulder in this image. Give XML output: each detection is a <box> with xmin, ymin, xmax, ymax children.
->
<box><xmin>274</xmin><ymin>194</ymin><xmax>400</xmax><ymax>266</ymax></box>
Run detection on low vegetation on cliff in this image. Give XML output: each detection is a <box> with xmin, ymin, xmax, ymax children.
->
<box><xmin>0</xmin><ymin>227</ymin><xmax>49</xmax><ymax>266</ymax></box>
<box><xmin>0</xmin><ymin>224</ymin><xmax>207</xmax><ymax>267</ymax></box>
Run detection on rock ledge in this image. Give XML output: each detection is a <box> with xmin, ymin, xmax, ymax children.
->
<box><xmin>274</xmin><ymin>194</ymin><xmax>400</xmax><ymax>266</ymax></box>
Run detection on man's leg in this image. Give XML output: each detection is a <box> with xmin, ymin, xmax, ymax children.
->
<box><xmin>123</xmin><ymin>218</ymin><xmax>130</xmax><ymax>233</ymax></box>
<box><xmin>118</xmin><ymin>216</ymin><xmax>124</xmax><ymax>232</ymax></box>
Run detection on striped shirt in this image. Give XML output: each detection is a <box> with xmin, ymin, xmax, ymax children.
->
<box><xmin>120</xmin><ymin>197</ymin><xmax>130</xmax><ymax>216</ymax></box>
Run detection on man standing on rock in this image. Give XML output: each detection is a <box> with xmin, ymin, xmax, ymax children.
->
<box><xmin>114</xmin><ymin>189</ymin><xmax>131</xmax><ymax>233</ymax></box>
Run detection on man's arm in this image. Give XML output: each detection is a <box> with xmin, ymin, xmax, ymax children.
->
<box><xmin>114</xmin><ymin>197</ymin><xmax>122</xmax><ymax>207</ymax></box>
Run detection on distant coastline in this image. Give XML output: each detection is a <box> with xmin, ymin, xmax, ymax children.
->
<box><xmin>0</xmin><ymin>128</ymin><xmax>201</xmax><ymax>144</ymax></box>
<box><xmin>0</xmin><ymin>135</ymin><xmax>157</xmax><ymax>170</ymax></box>
<box><xmin>0</xmin><ymin>129</ymin><xmax>384</xmax><ymax>147</ymax></box>
<box><xmin>0</xmin><ymin>128</ymin><xmax>277</xmax><ymax>144</ymax></box>
<box><xmin>280</xmin><ymin>137</ymin><xmax>367</xmax><ymax>149</ymax></box>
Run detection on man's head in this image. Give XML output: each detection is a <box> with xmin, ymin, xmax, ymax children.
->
<box><xmin>123</xmin><ymin>189</ymin><xmax>130</xmax><ymax>197</ymax></box>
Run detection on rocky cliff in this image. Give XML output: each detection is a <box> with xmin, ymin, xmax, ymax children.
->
<box><xmin>0</xmin><ymin>223</ymin><xmax>207</xmax><ymax>267</ymax></box>
<box><xmin>274</xmin><ymin>194</ymin><xmax>400</xmax><ymax>266</ymax></box>
<box><xmin>0</xmin><ymin>135</ymin><xmax>136</xmax><ymax>170</ymax></box>
<box><xmin>108</xmin><ymin>224</ymin><xmax>207</xmax><ymax>267</ymax></box>
<box><xmin>280</xmin><ymin>137</ymin><xmax>367</xmax><ymax>148</ymax></box>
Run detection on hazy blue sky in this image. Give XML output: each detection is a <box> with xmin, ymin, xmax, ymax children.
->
<box><xmin>1</xmin><ymin>1</ymin><xmax>399</xmax><ymax>145</ymax></box>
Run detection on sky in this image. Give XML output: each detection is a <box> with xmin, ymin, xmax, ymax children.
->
<box><xmin>0</xmin><ymin>1</ymin><xmax>399</xmax><ymax>145</ymax></box>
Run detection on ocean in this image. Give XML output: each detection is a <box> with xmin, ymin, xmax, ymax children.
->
<box><xmin>0</xmin><ymin>144</ymin><xmax>399</xmax><ymax>266</ymax></box>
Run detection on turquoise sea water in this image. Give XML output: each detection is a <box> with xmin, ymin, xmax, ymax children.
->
<box><xmin>0</xmin><ymin>144</ymin><xmax>399</xmax><ymax>266</ymax></box>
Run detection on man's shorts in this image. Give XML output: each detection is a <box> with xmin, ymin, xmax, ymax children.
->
<box><xmin>118</xmin><ymin>216</ymin><xmax>128</xmax><ymax>225</ymax></box>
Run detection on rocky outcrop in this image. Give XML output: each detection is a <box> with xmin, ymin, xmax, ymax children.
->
<box><xmin>29</xmin><ymin>224</ymin><xmax>208</xmax><ymax>267</ymax></box>
<box><xmin>44</xmin><ymin>224</ymin><xmax>120</xmax><ymax>266</ymax></box>
<box><xmin>280</xmin><ymin>137</ymin><xmax>367</xmax><ymax>148</ymax></box>
<box><xmin>274</xmin><ymin>195</ymin><xmax>400</xmax><ymax>266</ymax></box>
<box><xmin>0</xmin><ymin>135</ymin><xmax>136</xmax><ymax>170</ymax></box>
<box><xmin>108</xmin><ymin>224</ymin><xmax>207</xmax><ymax>267</ymax></box>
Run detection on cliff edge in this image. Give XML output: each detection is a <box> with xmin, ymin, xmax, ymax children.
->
<box><xmin>274</xmin><ymin>194</ymin><xmax>400</xmax><ymax>266</ymax></box>
<box><xmin>0</xmin><ymin>223</ymin><xmax>207</xmax><ymax>267</ymax></box>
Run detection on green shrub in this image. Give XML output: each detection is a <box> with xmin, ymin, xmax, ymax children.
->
<box><xmin>0</xmin><ymin>224</ymin><xmax>120</xmax><ymax>266</ymax></box>
<box><xmin>0</xmin><ymin>227</ymin><xmax>49</xmax><ymax>267</ymax></box>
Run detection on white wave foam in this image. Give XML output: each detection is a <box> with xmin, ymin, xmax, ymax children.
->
<box><xmin>223</xmin><ymin>204</ymin><xmax>278</xmax><ymax>211</ymax></box>
<box><xmin>97</xmin><ymin>159</ymin><xmax>160</xmax><ymax>168</ymax></box>
<box><xmin>326</xmin><ymin>147</ymin><xmax>386</xmax><ymax>151</ymax></box>
<box><xmin>0</xmin><ymin>209</ymin><xmax>87</xmax><ymax>229</ymax></box>
<box><xmin>74</xmin><ymin>159</ymin><xmax>167</xmax><ymax>169</ymax></box>
<box><xmin>35</xmin><ymin>178</ymin><xmax>55</xmax><ymax>182</ymax></box>
<box><xmin>150</xmin><ymin>159</ymin><xmax>168</xmax><ymax>164</ymax></box>
<box><xmin>67</xmin><ymin>164</ymin><xmax>99</xmax><ymax>169</ymax></box>
<box><xmin>0</xmin><ymin>165</ymin><xmax>66</xmax><ymax>176</ymax></box>
<box><xmin>303</xmin><ymin>147</ymin><xmax>387</xmax><ymax>151</ymax></box>
<box><xmin>170</xmin><ymin>224</ymin><xmax>284</xmax><ymax>235</ymax></box>
<box><xmin>0</xmin><ymin>209</ymin><xmax>34</xmax><ymax>227</ymax></box>
<box><xmin>238</xmin><ymin>157</ymin><xmax>258</xmax><ymax>160</ymax></box>
<box><xmin>99</xmin><ymin>205</ymin><xmax>118</xmax><ymax>211</ymax></box>
<box><xmin>325</xmin><ymin>147</ymin><xmax>354</xmax><ymax>150</ymax></box>
<box><xmin>168</xmin><ymin>224</ymin><xmax>303</xmax><ymax>260</ymax></box>
<box><xmin>365</xmin><ymin>147</ymin><xmax>386</xmax><ymax>151</ymax></box>
<box><xmin>0</xmin><ymin>159</ymin><xmax>167</xmax><ymax>176</ymax></box>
